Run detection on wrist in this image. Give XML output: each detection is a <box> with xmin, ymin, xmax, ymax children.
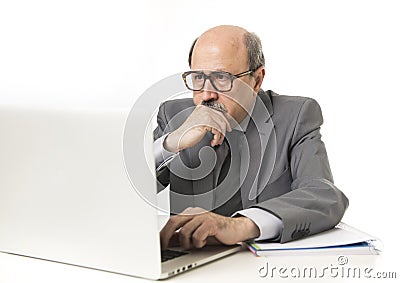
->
<box><xmin>163</xmin><ymin>132</ymin><xmax>180</xmax><ymax>153</ymax></box>
<box><xmin>236</xmin><ymin>216</ymin><xmax>260</xmax><ymax>241</ymax></box>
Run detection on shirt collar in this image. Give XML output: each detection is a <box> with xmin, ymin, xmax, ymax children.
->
<box><xmin>232</xmin><ymin>100</ymin><xmax>255</xmax><ymax>133</ymax></box>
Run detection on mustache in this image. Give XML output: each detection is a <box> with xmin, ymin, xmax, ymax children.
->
<box><xmin>201</xmin><ymin>100</ymin><xmax>227</xmax><ymax>113</ymax></box>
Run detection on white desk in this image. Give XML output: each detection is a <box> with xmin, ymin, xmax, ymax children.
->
<box><xmin>1</xmin><ymin>248</ymin><xmax>397</xmax><ymax>283</ymax></box>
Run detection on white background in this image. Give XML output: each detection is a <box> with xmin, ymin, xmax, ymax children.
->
<box><xmin>1</xmin><ymin>0</ymin><xmax>399</xmax><ymax>279</ymax></box>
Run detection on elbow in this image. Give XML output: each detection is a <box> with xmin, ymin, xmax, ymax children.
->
<box><xmin>331</xmin><ymin>189</ymin><xmax>349</xmax><ymax>225</ymax></box>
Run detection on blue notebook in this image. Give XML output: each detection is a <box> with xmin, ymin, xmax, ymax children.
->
<box><xmin>245</xmin><ymin>223</ymin><xmax>381</xmax><ymax>256</ymax></box>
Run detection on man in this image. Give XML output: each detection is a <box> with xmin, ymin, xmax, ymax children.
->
<box><xmin>153</xmin><ymin>25</ymin><xmax>349</xmax><ymax>250</ymax></box>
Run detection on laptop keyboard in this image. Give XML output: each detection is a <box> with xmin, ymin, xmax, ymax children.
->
<box><xmin>161</xmin><ymin>249</ymin><xmax>188</xmax><ymax>262</ymax></box>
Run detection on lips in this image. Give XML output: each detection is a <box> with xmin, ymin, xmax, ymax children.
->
<box><xmin>201</xmin><ymin>100</ymin><xmax>227</xmax><ymax>113</ymax></box>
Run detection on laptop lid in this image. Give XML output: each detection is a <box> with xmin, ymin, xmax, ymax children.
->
<box><xmin>0</xmin><ymin>105</ymin><xmax>162</xmax><ymax>279</ymax></box>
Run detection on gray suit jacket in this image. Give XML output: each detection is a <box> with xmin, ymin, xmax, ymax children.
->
<box><xmin>154</xmin><ymin>90</ymin><xmax>349</xmax><ymax>243</ymax></box>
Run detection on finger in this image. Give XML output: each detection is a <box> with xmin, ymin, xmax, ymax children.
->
<box><xmin>201</xmin><ymin>106</ymin><xmax>232</xmax><ymax>133</ymax></box>
<box><xmin>160</xmin><ymin>215</ymin><xmax>193</xmax><ymax>250</ymax></box>
<box><xmin>210</xmin><ymin>129</ymin><xmax>221</xmax><ymax>147</ymax></box>
<box><xmin>191</xmin><ymin>223</ymin><xmax>209</xmax><ymax>248</ymax></box>
<box><xmin>212</xmin><ymin>127</ymin><xmax>226</xmax><ymax>146</ymax></box>
<box><xmin>192</xmin><ymin>222</ymin><xmax>217</xmax><ymax>249</ymax></box>
<box><xmin>178</xmin><ymin>218</ymin><xmax>203</xmax><ymax>250</ymax></box>
<box><xmin>221</xmin><ymin>114</ymin><xmax>232</xmax><ymax>132</ymax></box>
<box><xmin>210</xmin><ymin>116</ymin><xmax>228</xmax><ymax>135</ymax></box>
<box><xmin>213</xmin><ymin>132</ymin><xmax>224</xmax><ymax>146</ymax></box>
<box><xmin>214</xmin><ymin>110</ymin><xmax>232</xmax><ymax>132</ymax></box>
<box><xmin>168</xmin><ymin>232</ymin><xmax>180</xmax><ymax>247</ymax></box>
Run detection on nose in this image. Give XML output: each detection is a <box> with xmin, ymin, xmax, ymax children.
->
<box><xmin>201</xmin><ymin>79</ymin><xmax>219</xmax><ymax>101</ymax></box>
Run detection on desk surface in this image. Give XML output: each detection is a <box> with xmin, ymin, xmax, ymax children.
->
<box><xmin>1</xmin><ymin>248</ymin><xmax>397</xmax><ymax>283</ymax></box>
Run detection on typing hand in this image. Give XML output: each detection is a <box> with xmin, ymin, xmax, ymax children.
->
<box><xmin>160</xmin><ymin>207</ymin><xmax>260</xmax><ymax>250</ymax></box>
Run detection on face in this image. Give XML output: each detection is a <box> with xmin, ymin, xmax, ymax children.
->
<box><xmin>190</xmin><ymin>31</ymin><xmax>263</xmax><ymax>124</ymax></box>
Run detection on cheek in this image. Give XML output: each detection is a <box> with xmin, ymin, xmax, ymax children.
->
<box><xmin>192</xmin><ymin>93</ymin><xmax>201</xmax><ymax>105</ymax></box>
<box><xmin>229</xmin><ymin>87</ymin><xmax>255</xmax><ymax>112</ymax></box>
<box><xmin>219</xmin><ymin>98</ymin><xmax>238</xmax><ymax>116</ymax></box>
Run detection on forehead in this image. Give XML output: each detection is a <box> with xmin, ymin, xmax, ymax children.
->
<box><xmin>191</xmin><ymin>34</ymin><xmax>248</xmax><ymax>73</ymax></box>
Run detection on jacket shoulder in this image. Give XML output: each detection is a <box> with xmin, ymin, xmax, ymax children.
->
<box><xmin>161</xmin><ymin>98</ymin><xmax>194</xmax><ymax>111</ymax></box>
<box><xmin>269</xmin><ymin>90</ymin><xmax>318</xmax><ymax>107</ymax></box>
<box><xmin>268</xmin><ymin>91</ymin><xmax>321</xmax><ymax>118</ymax></box>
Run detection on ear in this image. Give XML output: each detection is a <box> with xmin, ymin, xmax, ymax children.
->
<box><xmin>253</xmin><ymin>67</ymin><xmax>265</xmax><ymax>93</ymax></box>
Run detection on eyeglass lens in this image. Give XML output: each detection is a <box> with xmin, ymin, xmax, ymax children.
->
<box><xmin>185</xmin><ymin>72</ymin><xmax>233</xmax><ymax>92</ymax></box>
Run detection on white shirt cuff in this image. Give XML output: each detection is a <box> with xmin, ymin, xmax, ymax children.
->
<box><xmin>154</xmin><ymin>134</ymin><xmax>178</xmax><ymax>171</ymax></box>
<box><xmin>232</xmin><ymin>208</ymin><xmax>283</xmax><ymax>241</ymax></box>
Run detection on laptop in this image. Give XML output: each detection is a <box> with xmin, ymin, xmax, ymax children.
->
<box><xmin>0</xmin><ymin>104</ymin><xmax>241</xmax><ymax>280</ymax></box>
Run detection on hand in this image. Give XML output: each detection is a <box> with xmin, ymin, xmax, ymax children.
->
<box><xmin>160</xmin><ymin>207</ymin><xmax>260</xmax><ymax>250</ymax></box>
<box><xmin>163</xmin><ymin>105</ymin><xmax>233</xmax><ymax>153</ymax></box>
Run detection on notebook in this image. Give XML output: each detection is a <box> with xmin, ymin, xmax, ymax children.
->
<box><xmin>245</xmin><ymin>222</ymin><xmax>381</xmax><ymax>256</ymax></box>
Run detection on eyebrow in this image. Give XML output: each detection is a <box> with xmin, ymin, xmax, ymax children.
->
<box><xmin>192</xmin><ymin>69</ymin><xmax>230</xmax><ymax>73</ymax></box>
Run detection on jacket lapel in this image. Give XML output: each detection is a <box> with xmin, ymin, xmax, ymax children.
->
<box><xmin>240</xmin><ymin>90</ymin><xmax>276</xmax><ymax>208</ymax></box>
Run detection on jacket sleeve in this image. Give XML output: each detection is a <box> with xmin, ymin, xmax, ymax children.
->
<box><xmin>153</xmin><ymin>102</ymin><xmax>171</xmax><ymax>191</ymax></box>
<box><xmin>153</xmin><ymin>101</ymin><xmax>168</xmax><ymax>141</ymax></box>
<box><xmin>253</xmin><ymin>98</ymin><xmax>349</xmax><ymax>243</ymax></box>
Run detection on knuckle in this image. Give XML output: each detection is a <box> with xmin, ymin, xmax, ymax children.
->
<box><xmin>179</xmin><ymin>227</ymin><xmax>190</xmax><ymax>237</ymax></box>
<box><xmin>168</xmin><ymin>217</ymin><xmax>178</xmax><ymax>226</ymax></box>
<box><xmin>183</xmin><ymin>206</ymin><xmax>192</xmax><ymax>212</ymax></box>
<box><xmin>182</xmin><ymin>207</ymin><xmax>194</xmax><ymax>215</ymax></box>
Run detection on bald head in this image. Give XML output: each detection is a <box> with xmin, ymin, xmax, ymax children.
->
<box><xmin>188</xmin><ymin>25</ymin><xmax>265</xmax><ymax>73</ymax></box>
<box><xmin>189</xmin><ymin>25</ymin><xmax>249</xmax><ymax>73</ymax></box>
<box><xmin>197</xmin><ymin>25</ymin><xmax>248</xmax><ymax>51</ymax></box>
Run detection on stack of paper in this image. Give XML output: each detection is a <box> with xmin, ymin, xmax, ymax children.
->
<box><xmin>245</xmin><ymin>223</ymin><xmax>381</xmax><ymax>256</ymax></box>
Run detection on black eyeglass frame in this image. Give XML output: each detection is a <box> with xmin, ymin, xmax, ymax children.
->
<box><xmin>182</xmin><ymin>69</ymin><xmax>254</xmax><ymax>92</ymax></box>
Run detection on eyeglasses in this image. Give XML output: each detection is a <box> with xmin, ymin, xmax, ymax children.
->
<box><xmin>182</xmin><ymin>69</ymin><xmax>253</xmax><ymax>92</ymax></box>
